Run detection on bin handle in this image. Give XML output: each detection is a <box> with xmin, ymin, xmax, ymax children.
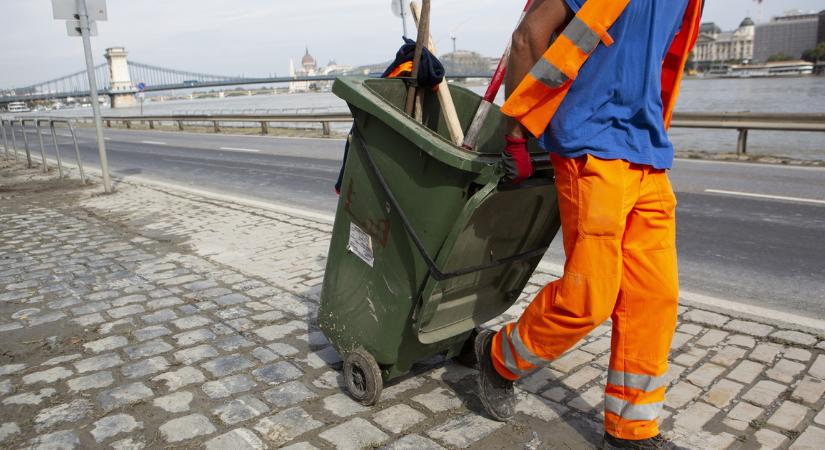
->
<box><xmin>351</xmin><ymin>125</ymin><xmax>549</xmax><ymax>282</ymax></box>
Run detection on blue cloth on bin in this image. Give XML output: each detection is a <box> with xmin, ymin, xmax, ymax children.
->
<box><xmin>381</xmin><ymin>37</ymin><xmax>445</xmax><ymax>88</ymax></box>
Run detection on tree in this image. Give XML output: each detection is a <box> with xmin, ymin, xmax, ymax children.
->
<box><xmin>802</xmin><ymin>42</ymin><xmax>825</xmax><ymax>63</ymax></box>
<box><xmin>767</xmin><ymin>53</ymin><xmax>795</xmax><ymax>62</ymax></box>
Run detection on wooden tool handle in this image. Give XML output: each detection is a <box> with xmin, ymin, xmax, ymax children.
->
<box><xmin>404</xmin><ymin>0</ymin><xmax>431</xmax><ymax>117</ymax></box>
<box><xmin>410</xmin><ymin>1</ymin><xmax>465</xmax><ymax>145</ymax></box>
<box><xmin>462</xmin><ymin>0</ymin><xmax>534</xmax><ymax>150</ymax></box>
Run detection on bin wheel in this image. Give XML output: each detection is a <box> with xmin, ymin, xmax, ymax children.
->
<box><xmin>344</xmin><ymin>348</ymin><xmax>383</xmax><ymax>406</ymax></box>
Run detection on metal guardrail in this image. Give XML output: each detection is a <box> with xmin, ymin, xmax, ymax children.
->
<box><xmin>1</xmin><ymin>118</ymin><xmax>86</xmax><ymax>183</ymax></box>
<box><xmin>670</xmin><ymin>112</ymin><xmax>825</xmax><ymax>155</ymax></box>
<box><xmin>76</xmin><ymin>111</ymin><xmax>825</xmax><ymax>151</ymax></box>
<box><xmin>79</xmin><ymin>112</ymin><xmax>354</xmax><ymax>136</ymax></box>
<box><xmin>171</xmin><ymin>107</ymin><xmax>339</xmax><ymax>116</ymax></box>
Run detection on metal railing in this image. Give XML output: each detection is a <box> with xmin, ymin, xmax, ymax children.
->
<box><xmin>86</xmin><ymin>111</ymin><xmax>825</xmax><ymax>152</ymax></box>
<box><xmin>170</xmin><ymin>107</ymin><xmax>339</xmax><ymax>115</ymax></box>
<box><xmin>1</xmin><ymin>118</ymin><xmax>86</xmax><ymax>183</ymax></box>
<box><xmin>670</xmin><ymin>112</ymin><xmax>825</xmax><ymax>155</ymax></box>
<box><xmin>79</xmin><ymin>112</ymin><xmax>354</xmax><ymax>136</ymax></box>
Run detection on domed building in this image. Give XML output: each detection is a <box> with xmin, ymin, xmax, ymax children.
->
<box><xmin>289</xmin><ymin>47</ymin><xmax>352</xmax><ymax>93</ymax></box>
<box><xmin>301</xmin><ymin>48</ymin><xmax>317</xmax><ymax>72</ymax></box>
<box><xmin>693</xmin><ymin>17</ymin><xmax>756</xmax><ymax>71</ymax></box>
<box><xmin>289</xmin><ymin>47</ymin><xmax>319</xmax><ymax>93</ymax></box>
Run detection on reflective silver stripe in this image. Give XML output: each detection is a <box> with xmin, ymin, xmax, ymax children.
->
<box><xmin>529</xmin><ymin>58</ymin><xmax>569</xmax><ymax>89</ymax></box>
<box><xmin>508</xmin><ymin>324</ymin><xmax>548</xmax><ymax>369</ymax></box>
<box><xmin>604</xmin><ymin>395</ymin><xmax>663</xmax><ymax>421</ymax></box>
<box><xmin>500</xmin><ymin>329</ymin><xmax>529</xmax><ymax>377</ymax></box>
<box><xmin>562</xmin><ymin>16</ymin><xmax>602</xmax><ymax>54</ymax></box>
<box><xmin>607</xmin><ymin>369</ymin><xmax>668</xmax><ymax>393</ymax></box>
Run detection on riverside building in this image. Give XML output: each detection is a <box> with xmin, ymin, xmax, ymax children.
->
<box><xmin>693</xmin><ymin>18</ymin><xmax>755</xmax><ymax>71</ymax></box>
<box><xmin>753</xmin><ymin>10</ymin><xmax>825</xmax><ymax>62</ymax></box>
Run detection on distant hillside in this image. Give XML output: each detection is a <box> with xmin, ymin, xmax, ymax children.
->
<box><xmin>353</xmin><ymin>50</ymin><xmax>496</xmax><ymax>77</ymax></box>
<box><xmin>440</xmin><ymin>50</ymin><xmax>497</xmax><ymax>76</ymax></box>
<box><xmin>352</xmin><ymin>61</ymin><xmax>394</xmax><ymax>76</ymax></box>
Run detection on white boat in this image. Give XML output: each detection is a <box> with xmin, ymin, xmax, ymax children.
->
<box><xmin>6</xmin><ymin>101</ymin><xmax>30</xmax><ymax>113</ymax></box>
<box><xmin>726</xmin><ymin>61</ymin><xmax>814</xmax><ymax>78</ymax></box>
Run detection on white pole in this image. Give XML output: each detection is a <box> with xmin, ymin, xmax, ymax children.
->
<box><xmin>399</xmin><ymin>0</ymin><xmax>408</xmax><ymax>38</ymax></box>
<box><xmin>77</xmin><ymin>0</ymin><xmax>112</xmax><ymax>193</ymax></box>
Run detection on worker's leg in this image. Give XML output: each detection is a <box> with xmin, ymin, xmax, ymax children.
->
<box><xmin>603</xmin><ymin>168</ymin><xmax>679</xmax><ymax>440</ymax></box>
<box><xmin>491</xmin><ymin>154</ymin><xmax>640</xmax><ymax>379</ymax></box>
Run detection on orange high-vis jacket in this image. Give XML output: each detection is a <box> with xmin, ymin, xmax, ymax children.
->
<box><xmin>501</xmin><ymin>0</ymin><xmax>704</xmax><ymax>138</ymax></box>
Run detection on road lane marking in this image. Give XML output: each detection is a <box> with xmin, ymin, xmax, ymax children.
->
<box><xmin>219</xmin><ymin>147</ymin><xmax>261</xmax><ymax>153</ymax></box>
<box><xmin>160</xmin><ymin>158</ymin><xmax>335</xmax><ymax>181</ymax></box>
<box><xmin>104</xmin><ymin>138</ymin><xmax>111</xmax><ymax>141</ymax></box>
<box><xmin>705</xmin><ymin>189</ymin><xmax>825</xmax><ymax>205</ymax></box>
<box><xmin>141</xmin><ymin>140</ymin><xmax>166</xmax><ymax>145</ymax></box>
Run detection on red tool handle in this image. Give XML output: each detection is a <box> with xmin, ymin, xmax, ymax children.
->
<box><xmin>482</xmin><ymin>0</ymin><xmax>533</xmax><ymax>103</ymax></box>
<box><xmin>462</xmin><ymin>0</ymin><xmax>533</xmax><ymax>150</ymax></box>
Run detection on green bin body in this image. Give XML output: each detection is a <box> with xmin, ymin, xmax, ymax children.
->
<box><xmin>319</xmin><ymin>77</ymin><xmax>561</xmax><ymax>385</ymax></box>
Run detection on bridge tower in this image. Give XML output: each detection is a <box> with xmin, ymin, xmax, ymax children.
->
<box><xmin>104</xmin><ymin>47</ymin><xmax>136</xmax><ymax>108</ymax></box>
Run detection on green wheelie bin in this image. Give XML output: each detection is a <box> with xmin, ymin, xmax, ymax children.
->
<box><xmin>319</xmin><ymin>77</ymin><xmax>561</xmax><ymax>405</ymax></box>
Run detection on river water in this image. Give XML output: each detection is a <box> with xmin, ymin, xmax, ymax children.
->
<box><xmin>44</xmin><ymin>76</ymin><xmax>825</xmax><ymax>160</ymax></box>
<box><xmin>669</xmin><ymin>77</ymin><xmax>825</xmax><ymax>160</ymax></box>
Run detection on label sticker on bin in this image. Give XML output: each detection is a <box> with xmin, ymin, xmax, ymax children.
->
<box><xmin>348</xmin><ymin>222</ymin><xmax>374</xmax><ymax>267</ymax></box>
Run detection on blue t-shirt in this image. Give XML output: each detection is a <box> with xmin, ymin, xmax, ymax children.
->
<box><xmin>540</xmin><ymin>0</ymin><xmax>689</xmax><ymax>169</ymax></box>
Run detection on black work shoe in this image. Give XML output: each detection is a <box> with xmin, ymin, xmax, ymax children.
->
<box><xmin>475</xmin><ymin>329</ymin><xmax>516</xmax><ymax>421</ymax></box>
<box><xmin>602</xmin><ymin>433</ymin><xmax>688</xmax><ymax>450</ymax></box>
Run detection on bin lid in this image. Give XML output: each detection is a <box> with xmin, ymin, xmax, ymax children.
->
<box><xmin>334</xmin><ymin>77</ymin><xmax>501</xmax><ymax>175</ymax></box>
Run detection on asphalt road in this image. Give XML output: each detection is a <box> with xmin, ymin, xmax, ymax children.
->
<box><xmin>11</xmin><ymin>127</ymin><xmax>825</xmax><ymax>318</ymax></box>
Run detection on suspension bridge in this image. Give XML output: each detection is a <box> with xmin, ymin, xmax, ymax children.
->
<box><xmin>1</xmin><ymin>46</ymin><xmax>493</xmax><ymax>109</ymax></box>
<box><xmin>0</xmin><ymin>47</ymin><xmax>350</xmax><ymax>108</ymax></box>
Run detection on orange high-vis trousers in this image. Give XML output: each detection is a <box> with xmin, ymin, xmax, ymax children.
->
<box><xmin>492</xmin><ymin>153</ymin><xmax>679</xmax><ymax>441</ymax></box>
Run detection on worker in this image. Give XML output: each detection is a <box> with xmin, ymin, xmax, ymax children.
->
<box><xmin>474</xmin><ymin>0</ymin><xmax>703</xmax><ymax>448</ymax></box>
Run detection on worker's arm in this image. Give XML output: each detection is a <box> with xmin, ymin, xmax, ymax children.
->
<box><xmin>506</xmin><ymin>0</ymin><xmax>572</xmax><ymax>139</ymax></box>
<box><xmin>500</xmin><ymin>0</ymin><xmax>572</xmax><ymax>183</ymax></box>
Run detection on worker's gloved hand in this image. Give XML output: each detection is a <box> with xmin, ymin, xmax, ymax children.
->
<box><xmin>502</xmin><ymin>135</ymin><xmax>533</xmax><ymax>184</ymax></box>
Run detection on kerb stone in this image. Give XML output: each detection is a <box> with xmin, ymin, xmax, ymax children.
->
<box><xmin>427</xmin><ymin>414</ymin><xmax>504</xmax><ymax>449</ymax></box>
<box><xmin>204</xmin><ymin>428</ymin><xmax>265</xmax><ymax>450</ymax></box>
<box><xmin>683</xmin><ymin>310</ymin><xmax>729</xmax><ymax>328</ymax></box>
<box><xmin>159</xmin><ymin>414</ymin><xmax>216</xmax><ymax>443</ymax></box>
<box><xmin>91</xmin><ymin>414</ymin><xmax>143</xmax><ymax>442</ymax></box>
<box><xmin>372</xmin><ymin>404</ymin><xmax>426</xmax><ymax>434</ymax></box>
<box><xmin>254</xmin><ymin>407</ymin><xmax>323</xmax><ymax>447</ymax></box>
<box><xmin>767</xmin><ymin>401</ymin><xmax>810</xmax><ymax>431</ymax></box>
<box><xmin>97</xmin><ymin>382</ymin><xmax>154</xmax><ymax>412</ymax></box>
<box><xmin>318</xmin><ymin>417</ymin><xmax>389</xmax><ymax>450</ymax></box>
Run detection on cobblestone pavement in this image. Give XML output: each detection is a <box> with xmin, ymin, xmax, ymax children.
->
<box><xmin>1</xmin><ymin>160</ymin><xmax>824</xmax><ymax>450</ymax></box>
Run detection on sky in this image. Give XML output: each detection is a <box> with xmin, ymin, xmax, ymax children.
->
<box><xmin>1</xmin><ymin>0</ymin><xmax>823</xmax><ymax>89</ymax></box>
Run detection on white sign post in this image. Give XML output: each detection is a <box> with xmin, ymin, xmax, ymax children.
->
<box><xmin>52</xmin><ymin>0</ymin><xmax>107</xmax><ymax>20</ymax></box>
<box><xmin>137</xmin><ymin>82</ymin><xmax>146</xmax><ymax>116</ymax></box>
<box><xmin>391</xmin><ymin>0</ymin><xmax>409</xmax><ymax>38</ymax></box>
<box><xmin>52</xmin><ymin>0</ymin><xmax>112</xmax><ymax>193</ymax></box>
